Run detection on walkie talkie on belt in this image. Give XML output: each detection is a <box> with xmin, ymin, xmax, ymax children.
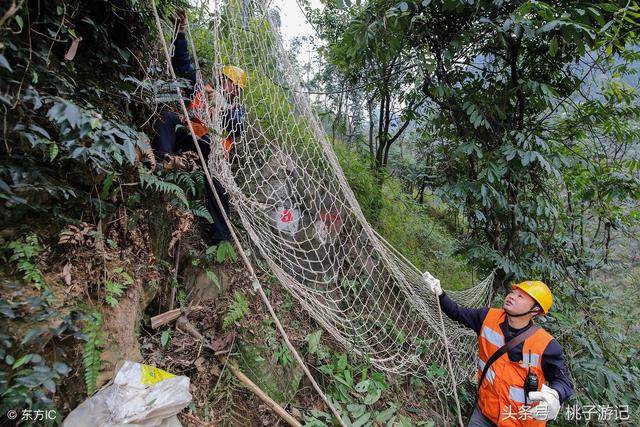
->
<box><xmin>523</xmin><ymin>350</ymin><xmax>539</xmax><ymax>405</ymax></box>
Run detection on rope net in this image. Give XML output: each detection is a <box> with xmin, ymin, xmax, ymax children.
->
<box><xmin>159</xmin><ymin>0</ymin><xmax>494</xmax><ymax>388</ymax></box>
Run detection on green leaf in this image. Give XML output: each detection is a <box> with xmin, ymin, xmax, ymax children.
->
<box><xmin>375</xmin><ymin>404</ymin><xmax>397</xmax><ymax>422</ymax></box>
<box><xmin>337</xmin><ymin>354</ymin><xmax>348</xmax><ymax>371</ymax></box>
<box><xmin>0</xmin><ymin>54</ymin><xmax>12</xmax><ymax>72</ymax></box>
<box><xmin>63</xmin><ymin>103</ymin><xmax>81</xmax><ymax>128</ymax></box>
<box><xmin>124</xmin><ymin>140</ymin><xmax>136</xmax><ymax>164</ymax></box>
<box><xmin>117</xmin><ymin>269</ymin><xmax>133</xmax><ymax>285</ymax></box>
<box><xmin>352</xmin><ymin>412</ymin><xmax>371</xmax><ymax>427</ymax></box>
<box><xmin>223</xmin><ymin>292</ymin><xmax>250</xmax><ymax>328</ymax></box>
<box><xmin>549</xmin><ymin>36</ymin><xmax>558</xmax><ymax>56</ymax></box>
<box><xmin>105</xmin><ymin>295</ymin><xmax>118</xmax><ymax>307</ymax></box>
<box><xmin>364</xmin><ymin>388</ymin><xmax>381</xmax><ymax>405</ymax></box>
<box><xmin>49</xmin><ymin>143</ymin><xmax>59</xmax><ymax>161</ymax></box>
<box><xmin>206</xmin><ymin>270</ymin><xmax>220</xmax><ymax>289</ymax></box>
<box><xmin>216</xmin><ymin>241</ymin><xmax>237</xmax><ymax>263</ymax></box>
<box><xmin>355</xmin><ymin>379</ymin><xmax>370</xmax><ymax>393</ymax></box>
<box><xmin>161</xmin><ymin>330</ymin><xmax>171</xmax><ymax>348</ymax></box>
<box><xmin>540</xmin><ymin>20</ymin><xmax>562</xmax><ymax>33</ymax></box>
<box><xmin>347</xmin><ymin>403</ymin><xmax>366</xmax><ymax>417</ymax></box>
<box><xmin>53</xmin><ymin>362</ymin><xmax>72</xmax><ymax>376</ymax></box>
<box><xmin>13</xmin><ymin>354</ymin><xmax>31</xmax><ymax>369</ymax></box>
<box><xmin>21</xmin><ymin>328</ymin><xmax>44</xmax><ymax>345</ymax></box>
<box><xmin>43</xmin><ymin>379</ymin><xmax>56</xmax><ymax>392</ymax></box>
<box><xmin>306</xmin><ymin>330</ymin><xmax>322</xmax><ymax>354</ymax></box>
<box><xmin>14</xmin><ymin>15</ymin><xmax>23</xmax><ymax>31</ymax></box>
<box><xmin>101</xmin><ymin>172</ymin><xmax>114</xmax><ymax>199</ymax></box>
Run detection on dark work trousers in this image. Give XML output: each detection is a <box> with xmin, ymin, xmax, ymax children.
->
<box><xmin>153</xmin><ymin>111</ymin><xmax>231</xmax><ymax>243</ymax></box>
<box><xmin>468</xmin><ymin>406</ymin><xmax>496</xmax><ymax>427</ymax></box>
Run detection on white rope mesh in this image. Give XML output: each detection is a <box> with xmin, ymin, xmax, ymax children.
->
<box><xmin>166</xmin><ymin>0</ymin><xmax>495</xmax><ymax>388</ymax></box>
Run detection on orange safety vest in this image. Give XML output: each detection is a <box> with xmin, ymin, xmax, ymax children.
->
<box><xmin>186</xmin><ymin>84</ymin><xmax>233</xmax><ymax>154</ymax></box>
<box><xmin>477</xmin><ymin>308</ymin><xmax>554</xmax><ymax>427</ymax></box>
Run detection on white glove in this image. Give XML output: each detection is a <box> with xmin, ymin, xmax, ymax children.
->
<box><xmin>527</xmin><ymin>384</ymin><xmax>560</xmax><ymax>421</ymax></box>
<box><xmin>422</xmin><ymin>271</ymin><xmax>442</xmax><ymax>296</ymax></box>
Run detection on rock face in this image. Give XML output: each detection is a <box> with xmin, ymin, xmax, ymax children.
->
<box><xmin>98</xmin><ymin>281</ymin><xmax>148</xmax><ymax>387</ymax></box>
<box><xmin>183</xmin><ymin>263</ymin><xmax>228</xmax><ymax>305</ymax></box>
<box><xmin>94</xmin><ymin>200</ymin><xmax>177</xmax><ymax>389</ymax></box>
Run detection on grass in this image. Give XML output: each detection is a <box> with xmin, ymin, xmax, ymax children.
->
<box><xmin>336</xmin><ymin>145</ymin><xmax>475</xmax><ymax>291</ymax></box>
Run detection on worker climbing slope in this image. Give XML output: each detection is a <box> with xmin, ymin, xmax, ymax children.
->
<box><xmin>152</xmin><ymin>9</ymin><xmax>247</xmax><ymax>244</ymax></box>
<box><xmin>423</xmin><ymin>273</ymin><xmax>573</xmax><ymax>427</ymax></box>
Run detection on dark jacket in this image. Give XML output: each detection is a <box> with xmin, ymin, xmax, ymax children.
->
<box><xmin>439</xmin><ymin>292</ymin><xmax>574</xmax><ymax>402</ymax></box>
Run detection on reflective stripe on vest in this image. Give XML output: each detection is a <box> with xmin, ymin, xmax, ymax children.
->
<box><xmin>481</xmin><ymin>325</ymin><xmax>505</xmax><ymax>348</ymax></box>
<box><xmin>477</xmin><ymin>358</ymin><xmax>495</xmax><ymax>384</ymax></box>
<box><xmin>509</xmin><ymin>386</ymin><xmax>526</xmax><ymax>404</ymax></box>
<box><xmin>521</xmin><ymin>352</ymin><xmax>541</xmax><ymax>369</ymax></box>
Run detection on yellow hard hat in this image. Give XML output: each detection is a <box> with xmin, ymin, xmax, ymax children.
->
<box><xmin>223</xmin><ymin>65</ymin><xmax>247</xmax><ymax>89</ymax></box>
<box><xmin>512</xmin><ymin>280</ymin><xmax>553</xmax><ymax>314</ymax></box>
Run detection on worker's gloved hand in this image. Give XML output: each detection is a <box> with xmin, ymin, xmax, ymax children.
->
<box><xmin>172</xmin><ymin>9</ymin><xmax>187</xmax><ymax>29</ymax></box>
<box><xmin>527</xmin><ymin>384</ymin><xmax>560</xmax><ymax>420</ymax></box>
<box><xmin>163</xmin><ymin>154</ymin><xmax>187</xmax><ymax>171</ymax></box>
<box><xmin>422</xmin><ymin>271</ymin><xmax>442</xmax><ymax>296</ymax></box>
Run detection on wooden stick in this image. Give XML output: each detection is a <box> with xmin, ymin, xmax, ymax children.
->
<box><xmin>151</xmin><ymin>308</ymin><xmax>182</xmax><ymax>329</ymax></box>
<box><xmin>151</xmin><ymin>306</ymin><xmax>206</xmax><ymax>329</ymax></box>
<box><xmin>176</xmin><ymin>317</ymin><xmax>302</xmax><ymax>427</ymax></box>
<box><xmin>169</xmin><ymin>241</ymin><xmax>180</xmax><ymax>311</ymax></box>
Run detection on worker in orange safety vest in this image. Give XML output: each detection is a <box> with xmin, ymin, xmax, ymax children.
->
<box><xmin>152</xmin><ymin>10</ymin><xmax>246</xmax><ymax>244</ymax></box>
<box><xmin>423</xmin><ymin>273</ymin><xmax>574</xmax><ymax>427</ymax></box>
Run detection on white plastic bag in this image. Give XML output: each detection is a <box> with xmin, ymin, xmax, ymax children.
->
<box><xmin>63</xmin><ymin>361</ymin><xmax>192</xmax><ymax>427</ymax></box>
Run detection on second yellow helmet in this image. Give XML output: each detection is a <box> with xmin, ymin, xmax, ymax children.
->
<box><xmin>223</xmin><ymin>65</ymin><xmax>247</xmax><ymax>89</ymax></box>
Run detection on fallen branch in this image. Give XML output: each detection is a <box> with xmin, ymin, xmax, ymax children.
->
<box><xmin>151</xmin><ymin>308</ymin><xmax>181</xmax><ymax>329</ymax></box>
<box><xmin>0</xmin><ymin>0</ymin><xmax>24</xmax><ymax>29</ymax></box>
<box><xmin>180</xmin><ymin>412</ymin><xmax>207</xmax><ymax>426</ymax></box>
<box><xmin>151</xmin><ymin>305</ymin><xmax>205</xmax><ymax>329</ymax></box>
<box><xmin>176</xmin><ymin>317</ymin><xmax>302</xmax><ymax>427</ymax></box>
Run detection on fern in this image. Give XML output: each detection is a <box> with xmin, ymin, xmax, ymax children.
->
<box><xmin>217</xmin><ymin>241</ymin><xmax>238</xmax><ymax>263</ymax></box>
<box><xmin>105</xmin><ymin>281</ymin><xmax>125</xmax><ymax>306</ymax></box>
<box><xmin>192</xmin><ymin>169</ymin><xmax>205</xmax><ymax>188</ymax></box>
<box><xmin>82</xmin><ymin>311</ymin><xmax>104</xmax><ymax>395</ymax></box>
<box><xmin>223</xmin><ymin>292</ymin><xmax>250</xmax><ymax>329</ymax></box>
<box><xmin>275</xmin><ymin>344</ymin><xmax>293</xmax><ymax>368</ymax></box>
<box><xmin>171</xmin><ymin>171</ymin><xmax>196</xmax><ymax>196</ymax></box>
<box><xmin>7</xmin><ymin>233</ymin><xmax>47</xmax><ymax>290</ymax></box>
<box><xmin>138</xmin><ymin>165</ymin><xmax>189</xmax><ymax>208</ymax></box>
<box><xmin>190</xmin><ymin>200</ymin><xmax>213</xmax><ymax>223</ymax></box>
<box><xmin>104</xmin><ymin>267</ymin><xmax>133</xmax><ymax>307</ymax></box>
